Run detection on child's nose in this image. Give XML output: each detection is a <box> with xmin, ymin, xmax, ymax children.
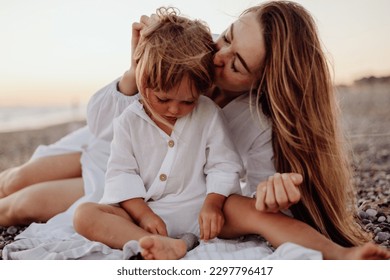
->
<box><xmin>168</xmin><ymin>103</ymin><xmax>180</xmax><ymax>115</ymax></box>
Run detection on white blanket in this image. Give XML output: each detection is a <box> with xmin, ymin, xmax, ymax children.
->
<box><xmin>2</xmin><ymin>234</ymin><xmax>322</xmax><ymax>260</ymax></box>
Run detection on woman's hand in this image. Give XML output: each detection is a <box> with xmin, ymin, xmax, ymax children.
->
<box><xmin>118</xmin><ymin>14</ymin><xmax>159</xmax><ymax>95</ymax></box>
<box><xmin>255</xmin><ymin>173</ymin><xmax>302</xmax><ymax>212</ymax></box>
<box><xmin>199</xmin><ymin>193</ymin><xmax>226</xmax><ymax>241</ymax></box>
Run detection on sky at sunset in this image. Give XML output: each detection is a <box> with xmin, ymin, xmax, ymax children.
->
<box><xmin>1</xmin><ymin>0</ymin><xmax>389</xmax><ymax>106</ymax></box>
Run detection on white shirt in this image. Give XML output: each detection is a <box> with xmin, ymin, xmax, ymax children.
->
<box><xmin>221</xmin><ymin>94</ymin><xmax>275</xmax><ymax>196</ymax></box>
<box><xmin>100</xmin><ymin>96</ymin><xmax>243</xmax><ymax>237</ymax></box>
<box><xmin>87</xmin><ymin>79</ymin><xmax>275</xmax><ymax>196</ymax></box>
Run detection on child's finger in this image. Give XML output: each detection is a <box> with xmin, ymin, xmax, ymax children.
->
<box><xmin>198</xmin><ymin>217</ymin><xmax>204</xmax><ymax>240</ymax></box>
<box><xmin>202</xmin><ymin>219</ymin><xmax>211</xmax><ymax>241</ymax></box>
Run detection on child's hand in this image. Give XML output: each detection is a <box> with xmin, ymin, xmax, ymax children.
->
<box><xmin>255</xmin><ymin>173</ymin><xmax>302</xmax><ymax>213</ymax></box>
<box><xmin>139</xmin><ymin>212</ymin><xmax>168</xmax><ymax>236</ymax></box>
<box><xmin>198</xmin><ymin>193</ymin><xmax>226</xmax><ymax>241</ymax></box>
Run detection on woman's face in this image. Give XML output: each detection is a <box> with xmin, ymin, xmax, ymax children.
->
<box><xmin>214</xmin><ymin>11</ymin><xmax>266</xmax><ymax>94</ymax></box>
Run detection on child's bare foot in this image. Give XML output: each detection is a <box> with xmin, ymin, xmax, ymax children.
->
<box><xmin>139</xmin><ymin>235</ymin><xmax>187</xmax><ymax>260</ymax></box>
<box><xmin>341</xmin><ymin>243</ymin><xmax>390</xmax><ymax>260</ymax></box>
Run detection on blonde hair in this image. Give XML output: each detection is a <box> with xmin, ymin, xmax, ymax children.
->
<box><xmin>246</xmin><ymin>1</ymin><xmax>369</xmax><ymax>246</ymax></box>
<box><xmin>134</xmin><ymin>7</ymin><xmax>215</xmax><ymax>125</ymax></box>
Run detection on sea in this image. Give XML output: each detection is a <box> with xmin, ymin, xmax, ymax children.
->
<box><xmin>0</xmin><ymin>104</ymin><xmax>87</xmax><ymax>132</ymax></box>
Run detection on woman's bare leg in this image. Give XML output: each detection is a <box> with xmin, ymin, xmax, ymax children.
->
<box><xmin>0</xmin><ymin>177</ymin><xmax>84</xmax><ymax>226</ymax></box>
<box><xmin>0</xmin><ymin>153</ymin><xmax>82</xmax><ymax>198</ymax></box>
<box><xmin>220</xmin><ymin>194</ymin><xmax>390</xmax><ymax>260</ymax></box>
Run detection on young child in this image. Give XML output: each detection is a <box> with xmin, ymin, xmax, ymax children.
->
<box><xmin>73</xmin><ymin>7</ymin><xmax>243</xmax><ymax>259</ymax></box>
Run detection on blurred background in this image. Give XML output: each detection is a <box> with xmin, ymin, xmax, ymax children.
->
<box><xmin>0</xmin><ymin>0</ymin><xmax>389</xmax><ymax>131</ymax></box>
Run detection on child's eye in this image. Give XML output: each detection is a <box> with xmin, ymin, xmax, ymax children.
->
<box><xmin>156</xmin><ymin>97</ymin><xmax>168</xmax><ymax>103</ymax></box>
<box><xmin>183</xmin><ymin>101</ymin><xmax>195</xmax><ymax>105</ymax></box>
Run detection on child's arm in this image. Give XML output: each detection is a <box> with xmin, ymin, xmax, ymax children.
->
<box><xmin>199</xmin><ymin>193</ymin><xmax>226</xmax><ymax>241</ymax></box>
<box><xmin>120</xmin><ymin>198</ymin><xmax>168</xmax><ymax>236</ymax></box>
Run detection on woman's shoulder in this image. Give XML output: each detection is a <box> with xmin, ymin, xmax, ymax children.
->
<box><xmin>223</xmin><ymin>94</ymin><xmax>270</xmax><ymax>130</ymax></box>
<box><xmin>196</xmin><ymin>95</ymin><xmax>221</xmax><ymax>113</ymax></box>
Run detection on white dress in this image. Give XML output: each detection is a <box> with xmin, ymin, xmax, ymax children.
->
<box><xmin>101</xmin><ymin>97</ymin><xmax>242</xmax><ymax>237</ymax></box>
<box><xmin>2</xmin><ymin>79</ymin><xmax>320</xmax><ymax>260</ymax></box>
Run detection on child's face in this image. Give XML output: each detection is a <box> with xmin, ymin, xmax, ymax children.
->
<box><xmin>145</xmin><ymin>76</ymin><xmax>199</xmax><ymax>125</ymax></box>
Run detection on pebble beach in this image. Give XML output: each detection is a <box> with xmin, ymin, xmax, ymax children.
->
<box><xmin>0</xmin><ymin>83</ymin><xmax>389</xmax><ymax>258</ymax></box>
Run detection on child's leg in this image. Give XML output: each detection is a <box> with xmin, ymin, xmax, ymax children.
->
<box><xmin>74</xmin><ymin>202</ymin><xmax>188</xmax><ymax>259</ymax></box>
<box><xmin>220</xmin><ymin>194</ymin><xmax>390</xmax><ymax>260</ymax></box>
<box><xmin>74</xmin><ymin>202</ymin><xmax>149</xmax><ymax>249</ymax></box>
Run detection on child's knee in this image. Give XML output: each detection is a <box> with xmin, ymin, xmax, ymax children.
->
<box><xmin>73</xmin><ymin>202</ymin><xmax>100</xmax><ymax>236</ymax></box>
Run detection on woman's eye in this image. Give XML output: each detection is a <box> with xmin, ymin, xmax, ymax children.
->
<box><xmin>184</xmin><ymin>101</ymin><xmax>195</xmax><ymax>105</ymax></box>
<box><xmin>223</xmin><ymin>34</ymin><xmax>230</xmax><ymax>44</ymax></box>
<box><xmin>231</xmin><ymin>60</ymin><xmax>239</xmax><ymax>73</ymax></box>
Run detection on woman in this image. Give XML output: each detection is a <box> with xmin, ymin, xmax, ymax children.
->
<box><xmin>0</xmin><ymin>1</ymin><xmax>381</xmax><ymax>258</ymax></box>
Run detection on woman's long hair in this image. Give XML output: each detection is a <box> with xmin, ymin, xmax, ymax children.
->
<box><xmin>246</xmin><ymin>1</ymin><xmax>369</xmax><ymax>246</ymax></box>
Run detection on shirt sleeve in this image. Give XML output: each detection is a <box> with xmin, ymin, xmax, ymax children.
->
<box><xmin>100</xmin><ymin>112</ymin><xmax>146</xmax><ymax>204</ymax></box>
<box><xmin>203</xmin><ymin>106</ymin><xmax>243</xmax><ymax>197</ymax></box>
<box><xmin>246</xmin><ymin>127</ymin><xmax>276</xmax><ymax>196</ymax></box>
<box><xmin>86</xmin><ymin>77</ymin><xmax>139</xmax><ymax>142</ymax></box>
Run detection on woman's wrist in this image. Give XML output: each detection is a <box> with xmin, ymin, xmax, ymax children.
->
<box><xmin>118</xmin><ymin>69</ymin><xmax>138</xmax><ymax>96</ymax></box>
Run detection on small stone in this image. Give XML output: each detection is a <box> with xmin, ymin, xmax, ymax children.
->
<box><xmin>366</xmin><ymin>208</ymin><xmax>378</xmax><ymax>217</ymax></box>
<box><xmin>6</xmin><ymin>226</ymin><xmax>18</xmax><ymax>235</ymax></box>
<box><xmin>358</xmin><ymin>211</ymin><xmax>368</xmax><ymax>219</ymax></box>
<box><xmin>377</xmin><ymin>216</ymin><xmax>386</xmax><ymax>223</ymax></box>
<box><xmin>368</xmin><ymin>215</ymin><xmax>377</xmax><ymax>222</ymax></box>
<box><xmin>387</xmin><ymin>216</ymin><xmax>390</xmax><ymax>223</ymax></box>
<box><xmin>361</xmin><ymin>219</ymin><xmax>371</xmax><ymax>225</ymax></box>
<box><xmin>376</xmin><ymin>232</ymin><xmax>390</xmax><ymax>242</ymax></box>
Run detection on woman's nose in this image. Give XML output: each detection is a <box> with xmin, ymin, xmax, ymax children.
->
<box><xmin>213</xmin><ymin>46</ymin><xmax>230</xmax><ymax>67</ymax></box>
<box><xmin>213</xmin><ymin>50</ymin><xmax>225</xmax><ymax>67</ymax></box>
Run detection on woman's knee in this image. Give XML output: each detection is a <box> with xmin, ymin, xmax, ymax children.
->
<box><xmin>0</xmin><ymin>166</ymin><xmax>26</xmax><ymax>197</ymax></box>
<box><xmin>6</xmin><ymin>192</ymin><xmax>47</xmax><ymax>225</ymax></box>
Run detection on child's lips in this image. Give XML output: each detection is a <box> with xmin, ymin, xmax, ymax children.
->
<box><xmin>164</xmin><ymin>116</ymin><xmax>178</xmax><ymax>123</ymax></box>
